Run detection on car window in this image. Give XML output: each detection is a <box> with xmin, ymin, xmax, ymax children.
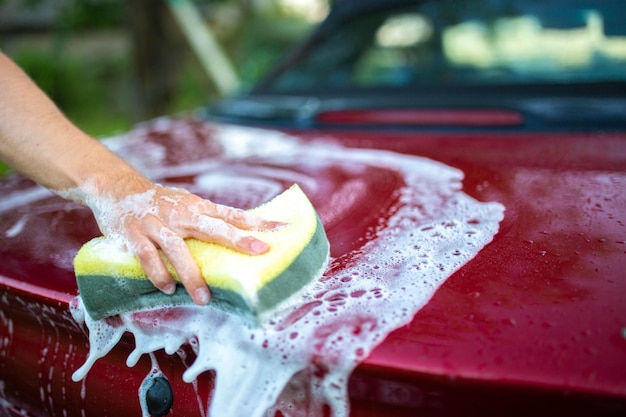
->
<box><xmin>267</xmin><ymin>0</ymin><xmax>626</xmax><ymax>91</ymax></box>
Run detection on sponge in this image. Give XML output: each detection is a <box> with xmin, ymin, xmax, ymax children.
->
<box><xmin>74</xmin><ymin>184</ymin><xmax>330</xmax><ymax>321</ymax></box>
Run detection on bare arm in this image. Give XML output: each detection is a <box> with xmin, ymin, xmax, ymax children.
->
<box><xmin>0</xmin><ymin>52</ymin><xmax>277</xmax><ymax>305</ymax></box>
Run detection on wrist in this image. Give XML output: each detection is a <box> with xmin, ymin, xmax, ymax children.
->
<box><xmin>57</xmin><ymin>144</ymin><xmax>152</xmax><ymax>206</ymax></box>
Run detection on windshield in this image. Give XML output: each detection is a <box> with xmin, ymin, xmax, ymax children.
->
<box><xmin>259</xmin><ymin>0</ymin><xmax>626</xmax><ymax>93</ymax></box>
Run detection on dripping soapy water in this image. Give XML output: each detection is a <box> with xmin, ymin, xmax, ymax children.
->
<box><xmin>176</xmin><ymin>347</ymin><xmax>210</xmax><ymax>417</ymax></box>
<box><xmin>138</xmin><ymin>353</ymin><xmax>168</xmax><ymax>417</ymax></box>
<box><xmin>70</xmin><ymin>126</ymin><xmax>505</xmax><ymax>417</ymax></box>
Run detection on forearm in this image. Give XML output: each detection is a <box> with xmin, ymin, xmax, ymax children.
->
<box><xmin>0</xmin><ymin>52</ymin><xmax>146</xmax><ymax>198</ymax></box>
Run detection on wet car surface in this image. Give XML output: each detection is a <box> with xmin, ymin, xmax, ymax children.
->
<box><xmin>1</xmin><ymin>0</ymin><xmax>626</xmax><ymax>416</ymax></box>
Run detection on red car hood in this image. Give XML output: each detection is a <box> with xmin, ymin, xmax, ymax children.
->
<box><xmin>1</xmin><ymin>117</ymin><xmax>625</xmax><ymax>415</ymax></box>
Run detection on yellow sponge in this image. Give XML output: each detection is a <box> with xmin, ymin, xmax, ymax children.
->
<box><xmin>74</xmin><ymin>184</ymin><xmax>330</xmax><ymax>321</ymax></box>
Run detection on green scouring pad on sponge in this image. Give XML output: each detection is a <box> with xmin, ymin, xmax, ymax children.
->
<box><xmin>74</xmin><ymin>184</ymin><xmax>330</xmax><ymax>322</ymax></box>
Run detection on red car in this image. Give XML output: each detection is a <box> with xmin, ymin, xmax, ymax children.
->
<box><xmin>1</xmin><ymin>0</ymin><xmax>625</xmax><ymax>416</ymax></box>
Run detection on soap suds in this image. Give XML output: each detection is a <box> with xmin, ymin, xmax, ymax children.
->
<box><xmin>71</xmin><ymin>124</ymin><xmax>505</xmax><ymax>417</ymax></box>
<box><xmin>57</xmin><ymin>182</ymin><xmax>158</xmax><ymax>253</ymax></box>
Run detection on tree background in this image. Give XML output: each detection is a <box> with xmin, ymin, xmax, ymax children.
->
<box><xmin>0</xmin><ymin>0</ymin><xmax>328</xmax><ymax>141</ymax></box>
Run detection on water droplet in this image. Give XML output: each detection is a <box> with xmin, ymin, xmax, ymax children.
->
<box><xmin>502</xmin><ymin>318</ymin><xmax>517</xmax><ymax>326</ymax></box>
<box><xmin>584</xmin><ymin>346</ymin><xmax>598</xmax><ymax>356</ymax></box>
<box><xmin>350</xmin><ymin>290</ymin><xmax>366</xmax><ymax>298</ymax></box>
<box><xmin>582</xmin><ymin>369</ymin><xmax>597</xmax><ymax>382</ymax></box>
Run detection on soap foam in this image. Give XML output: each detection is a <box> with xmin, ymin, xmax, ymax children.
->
<box><xmin>57</xmin><ymin>182</ymin><xmax>159</xmax><ymax>255</ymax></box>
<box><xmin>72</xmin><ymin>124</ymin><xmax>505</xmax><ymax>417</ymax></box>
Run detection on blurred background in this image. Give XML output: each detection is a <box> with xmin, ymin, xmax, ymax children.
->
<box><xmin>0</xmin><ymin>0</ymin><xmax>329</xmax><ymax>139</ymax></box>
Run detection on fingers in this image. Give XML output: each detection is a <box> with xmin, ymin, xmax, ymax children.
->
<box><xmin>190</xmin><ymin>214</ymin><xmax>271</xmax><ymax>255</ymax></box>
<box><xmin>131</xmin><ymin>233</ymin><xmax>176</xmax><ymax>294</ymax></box>
<box><xmin>127</xmin><ymin>217</ymin><xmax>210</xmax><ymax>306</ymax></box>
<box><xmin>156</xmin><ymin>227</ymin><xmax>210</xmax><ymax>305</ymax></box>
<box><xmin>125</xmin><ymin>210</ymin><xmax>271</xmax><ymax>306</ymax></box>
<box><xmin>197</xmin><ymin>201</ymin><xmax>285</xmax><ymax>232</ymax></box>
<box><xmin>106</xmin><ymin>185</ymin><xmax>283</xmax><ymax>307</ymax></box>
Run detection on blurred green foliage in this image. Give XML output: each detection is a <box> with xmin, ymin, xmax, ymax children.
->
<box><xmin>58</xmin><ymin>0</ymin><xmax>127</xmax><ymax>30</ymax></box>
<box><xmin>12</xmin><ymin>48</ymin><xmax>132</xmax><ymax>132</ymax></box>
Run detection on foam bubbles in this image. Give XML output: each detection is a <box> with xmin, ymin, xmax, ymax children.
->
<box><xmin>57</xmin><ymin>181</ymin><xmax>159</xmax><ymax>253</ymax></box>
<box><xmin>72</xmin><ymin>125</ymin><xmax>504</xmax><ymax>417</ymax></box>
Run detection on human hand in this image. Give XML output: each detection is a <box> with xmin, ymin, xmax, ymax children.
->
<box><xmin>0</xmin><ymin>52</ymin><xmax>282</xmax><ymax>305</ymax></box>
<box><xmin>63</xmin><ymin>176</ymin><xmax>283</xmax><ymax>305</ymax></box>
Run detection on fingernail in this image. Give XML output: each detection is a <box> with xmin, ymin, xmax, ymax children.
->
<box><xmin>269</xmin><ymin>221</ymin><xmax>288</xmax><ymax>229</ymax></box>
<box><xmin>251</xmin><ymin>239</ymin><xmax>270</xmax><ymax>254</ymax></box>
<box><xmin>163</xmin><ymin>283</ymin><xmax>177</xmax><ymax>295</ymax></box>
<box><xmin>194</xmin><ymin>287</ymin><xmax>210</xmax><ymax>305</ymax></box>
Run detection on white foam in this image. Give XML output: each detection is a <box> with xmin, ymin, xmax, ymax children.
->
<box><xmin>72</xmin><ymin>124</ymin><xmax>504</xmax><ymax>417</ymax></box>
<box><xmin>57</xmin><ymin>180</ymin><xmax>161</xmax><ymax>255</ymax></box>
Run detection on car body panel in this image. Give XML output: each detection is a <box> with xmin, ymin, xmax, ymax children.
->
<box><xmin>1</xmin><ymin>117</ymin><xmax>625</xmax><ymax>416</ymax></box>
